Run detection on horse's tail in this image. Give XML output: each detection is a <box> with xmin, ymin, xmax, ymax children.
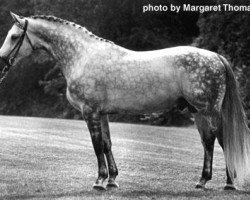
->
<box><xmin>219</xmin><ymin>55</ymin><xmax>250</xmax><ymax>184</ymax></box>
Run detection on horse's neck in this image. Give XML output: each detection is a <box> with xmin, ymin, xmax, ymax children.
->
<box><xmin>31</xmin><ymin>20</ymin><xmax>131</xmax><ymax>82</ymax></box>
<box><xmin>32</xmin><ymin>22</ymin><xmax>103</xmax><ymax>76</ymax></box>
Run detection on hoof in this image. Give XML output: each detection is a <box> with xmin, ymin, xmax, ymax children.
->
<box><xmin>107</xmin><ymin>179</ymin><xmax>119</xmax><ymax>188</ymax></box>
<box><xmin>93</xmin><ymin>183</ymin><xmax>106</xmax><ymax>191</ymax></box>
<box><xmin>224</xmin><ymin>184</ymin><xmax>236</xmax><ymax>190</ymax></box>
<box><xmin>195</xmin><ymin>183</ymin><xmax>205</xmax><ymax>189</ymax></box>
<box><xmin>93</xmin><ymin>179</ymin><xmax>106</xmax><ymax>191</ymax></box>
<box><xmin>195</xmin><ymin>179</ymin><xmax>206</xmax><ymax>189</ymax></box>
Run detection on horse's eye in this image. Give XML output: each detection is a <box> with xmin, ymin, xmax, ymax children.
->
<box><xmin>11</xmin><ymin>35</ymin><xmax>19</xmax><ymax>40</ymax></box>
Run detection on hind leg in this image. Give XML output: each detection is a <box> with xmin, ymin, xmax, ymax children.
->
<box><xmin>195</xmin><ymin>113</ymin><xmax>216</xmax><ymax>189</ymax></box>
<box><xmin>216</xmin><ymin>133</ymin><xmax>236</xmax><ymax>190</ymax></box>
<box><xmin>101</xmin><ymin>115</ymin><xmax>119</xmax><ymax>188</ymax></box>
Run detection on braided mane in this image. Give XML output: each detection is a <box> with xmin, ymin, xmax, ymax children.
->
<box><xmin>29</xmin><ymin>15</ymin><xmax>113</xmax><ymax>44</ymax></box>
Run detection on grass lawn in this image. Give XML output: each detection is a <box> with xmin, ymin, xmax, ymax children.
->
<box><xmin>0</xmin><ymin>116</ymin><xmax>250</xmax><ymax>199</ymax></box>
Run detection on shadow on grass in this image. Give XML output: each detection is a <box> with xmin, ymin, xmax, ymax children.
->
<box><xmin>2</xmin><ymin>188</ymin><xmax>250</xmax><ymax>200</ymax></box>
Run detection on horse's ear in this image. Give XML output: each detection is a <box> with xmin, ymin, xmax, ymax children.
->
<box><xmin>10</xmin><ymin>12</ymin><xmax>25</xmax><ymax>27</ymax></box>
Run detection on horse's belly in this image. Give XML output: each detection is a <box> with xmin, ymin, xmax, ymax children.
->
<box><xmin>104</xmin><ymin>85</ymin><xmax>180</xmax><ymax>114</ymax></box>
<box><xmin>66</xmin><ymin>85</ymin><xmax>180</xmax><ymax>115</ymax></box>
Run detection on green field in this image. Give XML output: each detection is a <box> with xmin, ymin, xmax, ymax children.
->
<box><xmin>0</xmin><ymin>116</ymin><xmax>250</xmax><ymax>200</ymax></box>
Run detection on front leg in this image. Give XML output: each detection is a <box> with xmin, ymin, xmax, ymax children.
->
<box><xmin>101</xmin><ymin>115</ymin><xmax>119</xmax><ymax>188</ymax></box>
<box><xmin>85</xmin><ymin>112</ymin><xmax>108</xmax><ymax>190</ymax></box>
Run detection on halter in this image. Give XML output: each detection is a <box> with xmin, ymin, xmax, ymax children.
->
<box><xmin>0</xmin><ymin>19</ymin><xmax>35</xmax><ymax>83</ymax></box>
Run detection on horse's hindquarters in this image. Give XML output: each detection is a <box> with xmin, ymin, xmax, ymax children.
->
<box><xmin>175</xmin><ymin>51</ymin><xmax>227</xmax><ymax>113</ymax></box>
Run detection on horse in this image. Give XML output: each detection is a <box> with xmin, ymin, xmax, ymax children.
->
<box><xmin>0</xmin><ymin>12</ymin><xmax>249</xmax><ymax>191</ymax></box>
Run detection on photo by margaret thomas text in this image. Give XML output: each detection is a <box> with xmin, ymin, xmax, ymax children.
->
<box><xmin>142</xmin><ymin>3</ymin><xmax>250</xmax><ymax>13</ymax></box>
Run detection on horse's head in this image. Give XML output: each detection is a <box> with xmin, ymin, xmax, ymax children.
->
<box><xmin>0</xmin><ymin>12</ymin><xmax>36</xmax><ymax>77</ymax></box>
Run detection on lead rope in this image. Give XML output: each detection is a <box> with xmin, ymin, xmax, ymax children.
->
<box><xmin>0</xmin><ymin>66</ymin><xmax>9</xmax><ymax>84</ymax></box>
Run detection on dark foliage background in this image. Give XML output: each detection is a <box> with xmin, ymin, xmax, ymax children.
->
<box><xmin>0</xmin><ymin>0</ymin><xmax>249</xmax><ymax>126</ymax></box>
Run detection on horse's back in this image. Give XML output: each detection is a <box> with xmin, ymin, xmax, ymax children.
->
<box><xmin>126</xmin><ymin>46</ymin><xmax>217</xmax><ymax>60</ymax></box>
